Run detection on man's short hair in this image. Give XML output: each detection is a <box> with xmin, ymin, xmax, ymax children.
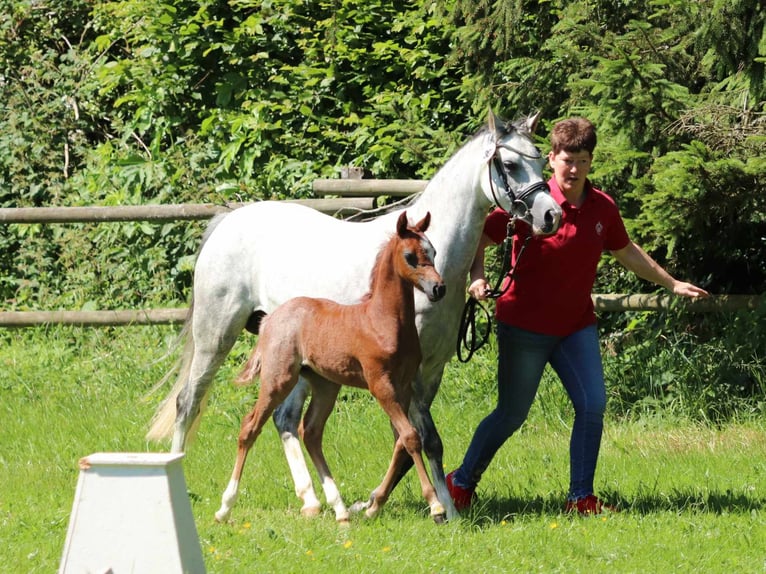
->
<box><xmin>550</xmin><ymin>118</ymin><xmax>597</xmax><ymax>155</ymax></box>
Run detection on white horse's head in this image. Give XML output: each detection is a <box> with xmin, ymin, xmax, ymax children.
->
<box><xmin>480</xmin><ymin>110</ymin><xmax>562</xmax><ymax>235</ymax></box>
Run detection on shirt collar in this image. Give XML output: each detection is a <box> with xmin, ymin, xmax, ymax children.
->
<box><xmin>547</xmin><ymin>176</ymin><xmax>592</xmax><ymax>209</ymax></box>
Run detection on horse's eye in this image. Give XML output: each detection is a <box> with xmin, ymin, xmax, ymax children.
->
<box><xmin>503</xmin><ymin>161</ymin><xmax>517</xmax><ymax>172</ymax></box>
<box><xmin>404</xmin><ymin>251</ymin><xmax>419</xmax><ymax>267</ymax></box>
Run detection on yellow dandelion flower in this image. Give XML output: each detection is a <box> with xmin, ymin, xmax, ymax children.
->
<box><xmin>243</xmin><ymin>522</ymin><xmax>252</xmax><ymax>529</ymax></box>
<box><xmin>306</xmin><ymin>550</ymin><xmax>314</xmax><ymax>556</ymax></box>
<box><xmin>501</xmin><ymin>520</ymin><xmax>507</xmax><ymax>526</ymax></box>
<box><xmin>343</xmin><ymin>540</ymin><xmax>353</xmax><ymax>549</ymax></box>
<box><xmin>549</xmin><ymin>522</ymin><xmax>559</xmax><ymax>529</ymax></box>
<box><xmin>382</xmin><ymin>546</ymin><xmax>392</xmax><ymax>552</ymax></box>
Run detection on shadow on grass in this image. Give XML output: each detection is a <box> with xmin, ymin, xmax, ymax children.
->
<box><xmin>443</xmin><ymin>488</ymin><xmax>766</xmax><ymax>525</ymax></box>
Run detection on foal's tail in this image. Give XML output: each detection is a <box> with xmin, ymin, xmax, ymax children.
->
<box><xmin>145</xmin><ymin>304</ymin><xmax>197</xmax><ymax>441</ymax></box>
<box><xmin>234</xmin><ymin>347</ymin><xmax>262</xmax><ymax>386</ymax></box>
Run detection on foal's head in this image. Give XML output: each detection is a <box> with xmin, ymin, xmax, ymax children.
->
<box><xmin>391</xmin><ymin>211</ymin><xmax>446</xmax><ymax>302</ymax></box>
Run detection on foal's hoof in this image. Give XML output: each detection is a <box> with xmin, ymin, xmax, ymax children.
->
<box><xmin>349</xmin><ymin>500</ymin><xmax>371</xmax><ymax>514</ymax></box>
<box><xmin>300</xmin><ymin>504</ymin><xmax>322</xmax><ymax>518</ymax></box>
<box><xmin>214</xmin><ymin>509</ymin><xmax>230</xmax><ymax>523</ymax></box>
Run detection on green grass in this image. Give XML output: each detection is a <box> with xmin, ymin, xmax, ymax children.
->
<box><xmin>1</xmin><ymin>327</ymin><xmax>765</xmax><ymax>573</ymax></box>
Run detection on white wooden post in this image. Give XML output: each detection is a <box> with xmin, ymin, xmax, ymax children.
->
<box><xmin>59</xmin><ymin>452</ymin><xmax>206</xmax><ymax>574</ymax></box>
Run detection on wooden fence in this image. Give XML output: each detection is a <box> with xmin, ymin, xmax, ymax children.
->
<box><xmin>1</xmin><ymin>179</ymin><xmax>759</xmax><ymax>327</ymax></box>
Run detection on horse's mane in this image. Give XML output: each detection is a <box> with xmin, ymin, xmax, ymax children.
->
<box><xmin>359</xmin><ymin>232</ymin><xmax>394</xmax><ymax>303</ymax></box>
<box><xmin>347</xmin><ymin>114</ymin><xmax>535</xmax><ymax>224</ymax></box>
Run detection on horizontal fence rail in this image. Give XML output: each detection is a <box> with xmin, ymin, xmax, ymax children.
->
<box><xmin>0</xmin><ymin>197</ymin><xmax>376</xmax><ymax>223</ymax></box>
<box><xmin>0</xmin><ymin>179</ymin><xmax>430</xmax><ymax>224</ymax></box>
<box><xmin>1</xmin><ymin>179</ymin><xmax>760</xmax><ymax>327</ymax></box>
<box><xmin>312</xmin><ymin>178</ymin><xmax>428</xmax><ymax>197</ymax></box>
<box><xmin>0</xmin><ymin>295</ymin><xmax>759</xmax><ymax>328</ymax></box>
<box><xmin>0</xmin><ymin>308</ymin><xmax>189</xmax><ymax>327</ymax></box>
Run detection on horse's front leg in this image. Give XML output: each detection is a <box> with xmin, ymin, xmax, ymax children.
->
<box><xmin>364</xmin><ymin>428</ymin><xmax>446</xmax><ymax>523</ymax></box>
<box><xmin>350</xmin><ymin>369</ymin><xmax>458</xmax><ymax>521</ymax></box>
<box><xmin>364</xmin><ymin>381</ymin><xmax>446</xmax><ymax>523</ymax></box>
<box><xmin>409</xmin><ymin>367</ymin><xmax>459</xmax><ymax>521</ymax></box>
<box><xmin>359</xmin><ymin>368</ymin><xmax>459</xmax><ymax>521</ymax></box>
<box><xmin>273</xmin><ymin>378</ymin><xmax>322</xmax><ymax>517</ymax></box>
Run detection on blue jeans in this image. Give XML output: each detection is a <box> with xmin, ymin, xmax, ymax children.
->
<box><xmin>452</xmin><ymin>322</ymin><xmax>606</xmax><ymax>500</ymax></box>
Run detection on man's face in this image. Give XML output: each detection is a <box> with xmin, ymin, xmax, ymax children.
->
<box><xmin>548</xmin><ymin>149</ymin><xmax>592</xmax><ymax>195</ymax></box>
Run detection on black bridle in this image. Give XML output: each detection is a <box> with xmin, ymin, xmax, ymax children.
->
<box><xmin>488</xmin><ymin>141</ymin><xmax>550</xmax><ymax>224</ymax></box>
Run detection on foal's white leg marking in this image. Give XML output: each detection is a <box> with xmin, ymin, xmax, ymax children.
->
<box><xmin>281</xmin><ymin>432</ymin><xmax>322</xmax><ymax>517</ymax></box>
<box><xmin>215</xmin><ymin>478</ymin><xmax>240</xmax><ymax>523</ymax></box>
<box><xmin>319</xmin><ymin>476</ymin><xmax>350</xmax><ymax>523</ymax></box>
<box><xmin>349</xmin><ymin>499</ymin><xmax>371</xmax><ymax>514</ymax></box>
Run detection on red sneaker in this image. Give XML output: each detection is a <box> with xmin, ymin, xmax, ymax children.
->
<box><xmin>446</xmin><ymin>470</ymin><xmax>476</xmax><ymax>511</ymax></box>
<box><xmin>565</xmin><ymin>494</ymin><xmax>618</xmax><ymax>515</ymax></box>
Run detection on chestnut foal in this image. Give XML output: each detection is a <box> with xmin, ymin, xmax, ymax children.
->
<box><xmin>214</xmin><ymin>211</ymin><xmax>448</xmax><ymax>524</ymax></box>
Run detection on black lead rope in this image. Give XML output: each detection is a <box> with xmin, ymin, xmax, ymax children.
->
<box><xmin>456</xmin><ymin>225</ymin><xmax>532</xmax><ymax>363</ymax></box>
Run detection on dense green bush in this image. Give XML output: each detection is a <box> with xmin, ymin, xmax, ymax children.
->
<box><xmin>602</xmin><ymin>302</ymin><xmax>766</xmax><ymax>422</ymax></box>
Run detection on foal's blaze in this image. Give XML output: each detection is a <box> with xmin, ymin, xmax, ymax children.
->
<box><xmin>214</xmin><ymin>211</ymin><xmax>448</xmax><ymax>524</ymax></box>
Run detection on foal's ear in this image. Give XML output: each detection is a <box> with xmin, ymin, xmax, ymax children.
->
<box><xmin>396</xmin><ymin>210</ymin><xmax>409</xmax><ymax>236</ymax></box>
<box><xmin>414</xmin><ymin>211</ymin><xmax>431</xmax><ymax>233</ymax></box>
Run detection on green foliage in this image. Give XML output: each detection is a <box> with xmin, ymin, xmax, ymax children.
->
<box><xmin>1</xmin><ymin>0</ymin><xmax>765</xmax><ymax>418</ymax></box>
<box><xmin>602</xmin><ymin>303</ymin><xmax>766</xmax><ymax>422</ymax></box>
<box><xmin>627</xmin><ymin>141</ymin><xmax>766</xmax><ymax>293</ymax></box>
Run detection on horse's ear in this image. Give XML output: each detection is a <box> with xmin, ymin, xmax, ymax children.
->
<box><xmin>487</xmin><ymin>106</ymin><xmax>505</xmax><ymax>136</ymax></box>
<box><xmin>482</xmin><ymin>107</ymin><xmax>500</xmax><ymax>161</ymax></box>
<box><xmin>414</xmin><ymin>211</ymin><xmax>431</xmax><ymax>233</ymax></box>
<box><xmin>526</xmin><ymin>111</ymin><xmax>542</xmax><ymax>134</ymax></box>
<box><xmin>396</xmin><ymin>211</ymin><xmax>409</xmax><ymax>236</ymax></box>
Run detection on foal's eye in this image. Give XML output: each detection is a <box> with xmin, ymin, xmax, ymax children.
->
<box><xmin>404</xmin><ymin>251</ymin><xmax>419</xmax><ymax>267</ymax></box>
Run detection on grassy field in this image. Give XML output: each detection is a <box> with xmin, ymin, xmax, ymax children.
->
<box><xmin>1</xmin><ymin>326</ymin><xmax>765</xmax><ymax>573</ymax></box>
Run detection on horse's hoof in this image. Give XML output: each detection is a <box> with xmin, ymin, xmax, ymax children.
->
<box><xmin>337</xmin><ymin>518</ymin><xmax>351</xmax><ymax>528</ymax></box>
<box><xmin>432</xmin><ymin>512</ymin><xmax>448</xmax><ymax>525</ymax></box>
<box><xmin>300</xmin><ymin>504</ymin><xmax>322</xmax><ymax>518</ymax></box>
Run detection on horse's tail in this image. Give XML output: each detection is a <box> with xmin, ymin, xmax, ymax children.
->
<box><xmin>145</xmin><ymin>213</ymin><xmax>230</xmax><ymax>443</ymax></box>
<box><xmin>234</xmin><ymin>347</ymin><xmax>261</xmax><ymax>386</ymax></box>
<box><xmin>145</xmin><ymin>301</ymin><xmax>197</xmax><ymax>442</ymax></box>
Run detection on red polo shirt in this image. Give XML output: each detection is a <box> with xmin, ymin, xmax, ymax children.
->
<box><xmin>485</xmin><ymin>177</ymin><xmax>630</xmax><ymax>336</ymax></box>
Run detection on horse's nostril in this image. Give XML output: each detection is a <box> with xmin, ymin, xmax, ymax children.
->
<box><xmin>543</xmin><ymin>209</ymin><xmax>560</xmax><ymax>233</ymax></box>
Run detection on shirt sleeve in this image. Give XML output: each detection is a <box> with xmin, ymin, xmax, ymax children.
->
<box><xmin>483</xmin><ymin>208</ymin><xmax>512</xmax><ymax>245</ymax></box>
<box><xmin>603</xmin><ymin>199</ymin><xmax>631</xmax><ymax>251</ymax></box>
